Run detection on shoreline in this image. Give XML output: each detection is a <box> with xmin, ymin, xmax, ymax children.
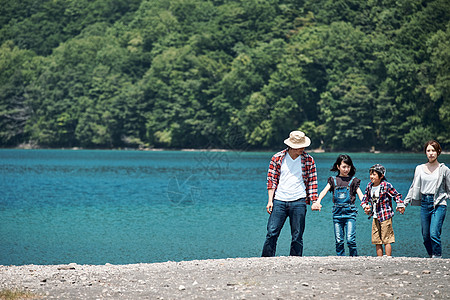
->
<box><xmin>3</xmin><ymin>146</ymin><xmax>448</xmax><ymax>155</ymax></box>
<box><xmin>1</xmin><ymin>256</ymin><xmax>449</xmax><ymax>299</ymax></box>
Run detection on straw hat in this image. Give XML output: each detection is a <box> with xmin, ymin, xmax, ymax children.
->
<box><xmin>284</xmin><ymin>131</ymin><xmax>311</xmax><ymax>149</ymax></box>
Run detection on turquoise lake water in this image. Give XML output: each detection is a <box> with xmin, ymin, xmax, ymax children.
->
<box><xmin>1</xmin><ymin>149</ymin><xmax>449</xmax><ymax>265</ymax></box>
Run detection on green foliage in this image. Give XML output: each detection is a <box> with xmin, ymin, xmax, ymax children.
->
<box><xmin>319</xmin><ymin>73</ymin><xmax>375</xmax><ymax>151</ymax></box>
<box><xmin>402</xmin><ymin>126</ymin><xmax>435</xmax><ymax>151</ymax></box>
<box><xmin>1</xmin><ymin>0</ymin><xmax>449</xmax><ymax>151</ymax></box>
<box><xmin>0</xmin><ymin>41</ymin><xmax>37</xmax><ymax>145</ymax></box>
<box><xmin>426</xmin><ymin>24</ymin><xmax>450</xmax><ymax>144</ymax></box>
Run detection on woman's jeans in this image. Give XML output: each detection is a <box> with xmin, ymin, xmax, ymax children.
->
<box><xmin>421</xmin><ymin>194</ymin><xmax>447</xmax><ymax>257</ymax></box>
<box><xmin>262</xmin><ymin>199</ymin><xmax>307</xmax><ymax>257</ymax></box>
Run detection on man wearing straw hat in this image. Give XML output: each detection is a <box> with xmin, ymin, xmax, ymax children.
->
<box><xmin>262</xmin><ymin>130</ymin><xmax>318</xmax><ymax>257</ymax></box>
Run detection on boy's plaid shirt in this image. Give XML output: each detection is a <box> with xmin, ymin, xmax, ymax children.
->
<box><xmin>267</xmin><ymin>149</ymin><xmax>318</xmax><ymax>204</ymax></box>
<box><xmin>361</xmin><ymin>181</ymin><xmax>403</xmax><ymax>222</ymax></box>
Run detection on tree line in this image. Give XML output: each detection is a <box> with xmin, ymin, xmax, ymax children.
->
<box><xmin>0</xmin><ymin>0</ymin><xmax>449</xmax><ymax>151</ymax></box>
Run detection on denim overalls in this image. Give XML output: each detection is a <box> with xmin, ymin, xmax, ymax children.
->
<box><xmin>332</xmin><ymin>177</ymin><xmax>358</xmax><ymax>256</ymax></box>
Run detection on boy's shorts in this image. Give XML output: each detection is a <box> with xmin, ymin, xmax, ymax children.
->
<box><xmin>372</xmin><ymin>217</ymin><xmax>395</xmax><ymax>244</ymax></box>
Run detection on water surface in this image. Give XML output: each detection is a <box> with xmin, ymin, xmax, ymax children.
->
<box><xmin>1</xmin><ymin>149</ymin><xmax>448</xmax><ymax>265</ymax></box>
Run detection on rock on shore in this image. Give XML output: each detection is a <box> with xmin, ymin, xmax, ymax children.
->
<box><xmin>1</xmin><ymin>256</ymin><xmax>449</xmax><ymax>299</ymax></box>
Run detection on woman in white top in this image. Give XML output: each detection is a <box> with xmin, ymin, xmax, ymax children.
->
<box><xmin>404</xmin><ymin>140</ymin><xmax>450</xmax><ymax>258</ymax></box>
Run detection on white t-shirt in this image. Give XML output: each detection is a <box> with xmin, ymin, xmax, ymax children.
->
<box><xmin>371</xmin><ymin>185</ymin><xmax>381</xmax><ymax>219</ymax></box>
<box><xmin>274</xmin><ymin>153</ymin><xmax>307</xmax><ymax>201</ymax></box>
<box><xmin>420</xmin><ymin>165</ymin><xmax>439</xmax><ymax>195</ymax></box>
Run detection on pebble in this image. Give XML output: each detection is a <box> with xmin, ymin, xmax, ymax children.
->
<box><xmin>57</xmin><ymin>266</ymin><xmax>75</xmax><ymax>270</ymax></box>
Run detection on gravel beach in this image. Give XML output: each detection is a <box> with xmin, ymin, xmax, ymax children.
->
<box><xmin>1</xmin><ymin>256</ymin><xmax>449</xmax><ymax>299</ymax></box>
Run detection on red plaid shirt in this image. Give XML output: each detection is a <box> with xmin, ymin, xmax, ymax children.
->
<box><xmin>267</xmin><ymin>149</ymin><xmax>318</xmax><ymax>204</ymax></box>
<box><xmin>361</xmin><ymin>181</ymin><xmax>403</xmax><ymax>222</ymax></box>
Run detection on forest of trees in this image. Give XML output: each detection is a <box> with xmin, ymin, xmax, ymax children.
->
<box><xmin>0</xmin><ymin>0</ymin><xmax>449</xmax><ymax>151</ymax></box>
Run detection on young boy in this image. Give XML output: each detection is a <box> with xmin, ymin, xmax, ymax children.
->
<box><xmin>361</xmin><ymin>164</ymin><xmax>405</xmax><ymax>256</ymax></box>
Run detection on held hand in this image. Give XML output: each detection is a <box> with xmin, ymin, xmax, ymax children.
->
<box><xmin>397</xmin><ymin>207</ymin><xmax>405</xmax><ymax>214</ymax></box>
<box><xmin>266</xmin><ymin>202</ymin><xmax>273</xmax><ymax>214</ymax></box>
<box><xmin>311</xmin><ymin>202</ymin><xmax>322</xmax><ymax>211</ymax></box>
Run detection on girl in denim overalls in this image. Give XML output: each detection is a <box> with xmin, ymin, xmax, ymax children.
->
<box><xmin>312</xmin><ymin>154</ymin><xmax>364</xmax><ymax>256</ymax></box>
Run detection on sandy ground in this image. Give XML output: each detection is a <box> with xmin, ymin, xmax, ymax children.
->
<box><xmin>1</xmin><ymin>256</ymin><xmax>449</xmax><ymax>299</ymax></box>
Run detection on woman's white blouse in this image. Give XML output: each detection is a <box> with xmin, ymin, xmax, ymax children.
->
<box><xmin>420</xmin><ymin>166</ymin><xmax>439</xmax><ymax>195</ymax></box>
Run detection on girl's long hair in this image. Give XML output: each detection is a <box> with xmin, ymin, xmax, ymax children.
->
<box><xmin>331</xmin><ymin>154</ymin><xmax>356</xmax><ymax>177</ymax></box>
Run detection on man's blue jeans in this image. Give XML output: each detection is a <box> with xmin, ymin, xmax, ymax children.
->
<box><xmin>421</xmin><ymin>194</ymin><xmax>447</xmax><ymax>257</ymax></box>
<box><xmin>262</xmin><ymin>198</ymin><xmax>307</xmax><ymax>257</ymax></box>
<box><xmin>333</xmin><ymin>217</ymin><xmax>357</xmax><ymax>256</ymax></box>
